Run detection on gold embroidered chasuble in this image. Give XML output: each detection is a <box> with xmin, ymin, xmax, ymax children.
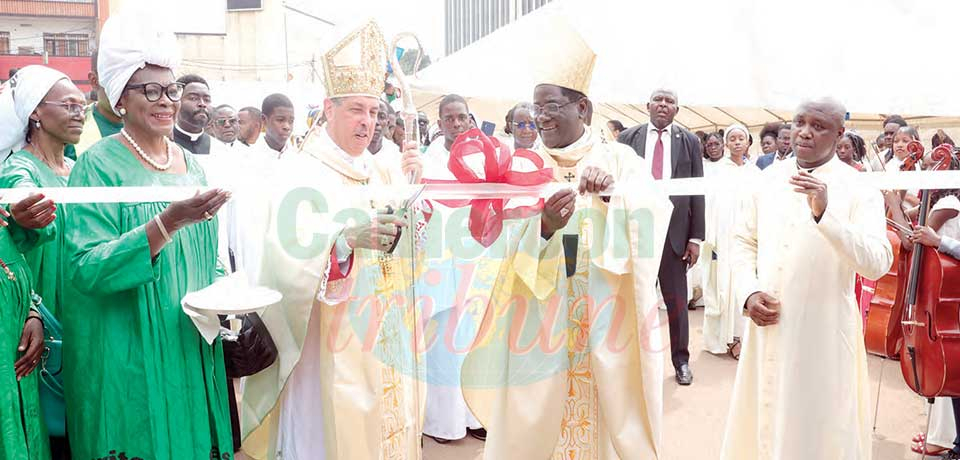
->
<box><xmin>240</xmin><ymin>128</ymin><xmax>426</xmax><ymax>460</ymax></box>
<box><xmin>462</xmin><ymin>127</ymin><xmax>673</xmax><ymax>460</ymax></box>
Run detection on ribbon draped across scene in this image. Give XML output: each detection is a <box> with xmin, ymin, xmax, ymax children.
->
<box><xmin>1</xmin><ymin>172</ymin><xmax>956</xmax><ymax>203</ymax></box>
<box><xmin>422</xmin><ymin>129</ymin><xmax>553</xmax><ymax>247</ymax></box>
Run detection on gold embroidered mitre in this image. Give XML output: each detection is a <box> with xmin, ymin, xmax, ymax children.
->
<box><xmin>532</xmin><ymin>16</ymin><xmax>595</xmax><ymax>95</ymax></box>
<box><xmin>322</xmin><ymin>20</ymin><xmax>387</xmax><ymax>98</ymax></box>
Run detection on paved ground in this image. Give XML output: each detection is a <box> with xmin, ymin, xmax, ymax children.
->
<box><xmin>423</xmin><ymin>308</ymin><xmax>932</xmax><ymax>460</ymax></box>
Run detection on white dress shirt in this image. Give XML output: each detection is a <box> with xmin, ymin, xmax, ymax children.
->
<box><xmin>644</xmin><ymin>123</ymin><xmax>674</xmax><ymax>180</ymax></box>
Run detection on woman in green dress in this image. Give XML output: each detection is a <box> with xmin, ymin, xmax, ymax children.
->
<box><xmin>64</xmin><ymin>16</ymin><xmax>233</xmax><ymax>459</ymax></box>
<box><xmin>0</xmin><ymin>65</ymin><xmax>70</xmax><ymax>460</ymax></box>
<box><xmin>1</xmin><ymin>69</ymin><xmax>86</xmax><ymax>460</ymax></box>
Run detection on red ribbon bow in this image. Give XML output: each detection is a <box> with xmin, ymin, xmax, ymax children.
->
<box><xmin>424</xmin><ymin>128</ymin><xmax>553</xmax><ymax>247</ymax></box>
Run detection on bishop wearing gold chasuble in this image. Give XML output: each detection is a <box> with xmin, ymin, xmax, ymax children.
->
<box><xmin>461</xmin><ymin>29</ymin><xmax>673</xmax><ymax>460</ymax></box>
<box><xmin>240</xmin><ymin>21</ymin><xmax>426</xmax><ymax>460</ymax></box>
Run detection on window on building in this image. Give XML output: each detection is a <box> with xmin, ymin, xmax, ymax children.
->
<box><xmin>43</xmin><ymin>33</ymin><xmax>89</xmax><ymax>57</ymax></box>
<box><xmin>227</xmin><ymin>0</ymin><xmax>262</xmax><ymax>10</ymax></box>
<box><xmin>0</xmin><ymin>32</ymin><xmax>9</xmax><ymax>55</ymax></box>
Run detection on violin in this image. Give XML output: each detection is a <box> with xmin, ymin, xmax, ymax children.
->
<box><xmin>898</xmin><ymin>144</ymin><xmax>960</xmax><ymax>397</ymax></box>
<box><xmin>864</xmin><ymin>142</ymin><xmax>925</xmax><ymax>357</ymax></box>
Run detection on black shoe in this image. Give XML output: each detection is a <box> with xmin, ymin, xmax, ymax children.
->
<box><xmin>468</xmin><ymin>428</ymin><xmax>487</xmax><ymax>441</ymax></box>
<box><xmin>676</xmin><ymin>364</ymin><xmax>693</xmax><ymax>386</ymax></box>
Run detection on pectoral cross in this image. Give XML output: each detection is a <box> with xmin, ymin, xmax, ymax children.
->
<box><xmin>564</xmin><ymin>172</ymin><xmax>577</xmax><ymax>183</ymax></box>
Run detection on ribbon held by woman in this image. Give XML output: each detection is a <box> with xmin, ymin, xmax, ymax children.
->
<box><xmin>424</xmin><ymin>128</ymin><xmax>554</xmax><ymax>247</ymax></box>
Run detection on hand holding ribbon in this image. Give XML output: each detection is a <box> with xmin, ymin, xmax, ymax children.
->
<box><xmin>423</xmin><ymin>128</ymin><xmax>553</xmax><ymax>247</ymax></box>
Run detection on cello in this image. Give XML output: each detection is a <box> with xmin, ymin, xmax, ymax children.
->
<box><xmin>863</xmin><ymin>142</ymin><xmax>923</xmax><ymax>358</ymax></box>
<box><xmin>899</xmin><ymin>144</ymin><xmax>960</xmax><ymax>397</ymax></box>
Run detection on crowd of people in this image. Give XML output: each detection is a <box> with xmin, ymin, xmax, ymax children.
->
<box><xmin>0</xmin><ymin>9</ymin><xmax>959</xmax><ymax>460</ymax></box>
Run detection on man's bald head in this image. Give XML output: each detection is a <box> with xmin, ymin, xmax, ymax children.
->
<box><xmin>792</xmin><ymin>97</ymin><xmax>846</xmax><ymax>167</ymax></box>
<box><xmin>796</xmin><ymin>97</ymin><xmax>846</xmax><ymax>130</ymax></box>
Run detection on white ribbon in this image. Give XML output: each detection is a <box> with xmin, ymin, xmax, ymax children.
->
<box><xmin>0</xmin><ymin>171</ymin><xmax>956</xmax><ymax>204</ymax></box>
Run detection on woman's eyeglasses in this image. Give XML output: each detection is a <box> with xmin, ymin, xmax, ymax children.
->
<box><xmin>512</xmin><ymin>121</ymin><xmax>537</xmax><ymax>130</ymax></box>
<box><xmin>42</xmin><ymin>101</ymin><xmax>85</xmax><ymax>116</ymax></box>
<box><xmin>123</xmin><ymin>82</ymin><xmax>185</xmax><ymax>103</ymax></box>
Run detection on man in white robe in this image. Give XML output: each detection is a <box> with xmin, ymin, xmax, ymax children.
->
<box><xmin>417</xmin><ymin>93</ymin><xmax>486</xmax><ymax>443</ymax></box>
<box><xmin>369</xmin><ymin>99</ymin><xmax>405</xmax><ymax>183</ymax></box>
<box><xmin>720</xmin><ymin>98</ymin><xmax>893</xmax><ymax>460</ymax></box>
<box><xmin>240</xmin><ymin>20</ymin><xmax>425</xmax><ymax>460</ymax></box>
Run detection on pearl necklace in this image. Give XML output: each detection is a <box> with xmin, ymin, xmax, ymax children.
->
<box><xmin>121</xmin><ymin>128</ymin><xmax>173</xmax><ymax>171</ymax></box>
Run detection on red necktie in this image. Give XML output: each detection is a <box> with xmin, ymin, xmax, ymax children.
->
<box><xmin>652</xmin><ymin>128</ymin><xmax>665</xmax><ymax>180</ymax></box>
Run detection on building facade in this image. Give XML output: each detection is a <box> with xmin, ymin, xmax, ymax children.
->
<box><xmin>0</xmin><ymin>0</ymin><xmax>100</xmax><ymax>91</ymax></box>
<box><xmin>102</xmin><ymin>0</ymin><xmax>331</xmax><ymax>84</ymax></box>
<box><xmin>444</xmin><ymin>0</ymin><xmax>551</xmax><ymax>55</ymax></box>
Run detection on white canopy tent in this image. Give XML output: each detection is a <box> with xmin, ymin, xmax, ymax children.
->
<box><xmin>410</xmin><ymin>0</ymin><xmax>960</xmax><ymax>146</ymax></box>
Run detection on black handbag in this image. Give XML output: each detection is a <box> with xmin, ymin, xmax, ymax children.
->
<box><xmin>221</xmin><ymin>312</ymin><xmax>278</xmax><ymax>378</ymax></box>
<box><xmin>221</xmin><ymin>249</ymin><xmax>278</xmax><ymax>378</ymax></box>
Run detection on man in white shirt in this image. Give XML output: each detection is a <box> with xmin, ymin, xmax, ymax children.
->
<box><xmin>208</xmin><ymin>104</ymin><xmax>248</xmax><ymax>152</ymax></box>
<box><xmin>422</xmin><ymin>94</ymin><xmax>471</xmax><ymax>174</ymax></box>
<box><xmin>756</xmin><ymin>124</ymin><xmax>795</xmax><ymax>169</ymax></box>
<box><xmin>253</xmin><ymin>93</ymin><xmax>296</xmax><ymax>158</ymax></box>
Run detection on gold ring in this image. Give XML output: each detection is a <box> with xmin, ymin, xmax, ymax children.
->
<box><xmin>203</xmin><ymin>212</ymin><xmax>213</xmax><ymax>221</ymax></box>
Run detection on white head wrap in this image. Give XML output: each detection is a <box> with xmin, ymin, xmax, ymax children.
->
<box><xmin>0</xmin><ymin>65</ymin><xmax>69</xmax><ymax>155</ymax></box>
<box><xmin>723</xmin><ymin>123</ymin><xmax>749</xmax><ymax>144</ymax></box>
<box><xmin>97</xmin><ymin>6</ymin><xmax>180</xmax><ymax>117</ymax></box>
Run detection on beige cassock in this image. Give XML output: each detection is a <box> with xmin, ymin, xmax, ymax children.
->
<box><xmin>701</xmin><ymin>157</ymin><xmax>760</xmax><ymax>354</ymax></box>
<box><xmin>720</xmin><ymin>156</ymin><xmax>892</xmax><ymax>460</ymax></box>
<box><xmin>240</xmin><ymin>127</ymin><xmax>426</xmax><ymax>460</ymax></box>
<box><xmin>462</xmin><ymin>127</ymin><xmax>672</xmax><ymax>460</ymax></box>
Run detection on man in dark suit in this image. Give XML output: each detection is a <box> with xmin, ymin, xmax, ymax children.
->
<box><xmin>756</xmin><ymin>123</ymin><xmax>794</xmax><ymax>169</ymax></box>
<box><xmin>618</xmin><ymin>88</ymin><xmax>704</xmax><ymax>385</ymax></box>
